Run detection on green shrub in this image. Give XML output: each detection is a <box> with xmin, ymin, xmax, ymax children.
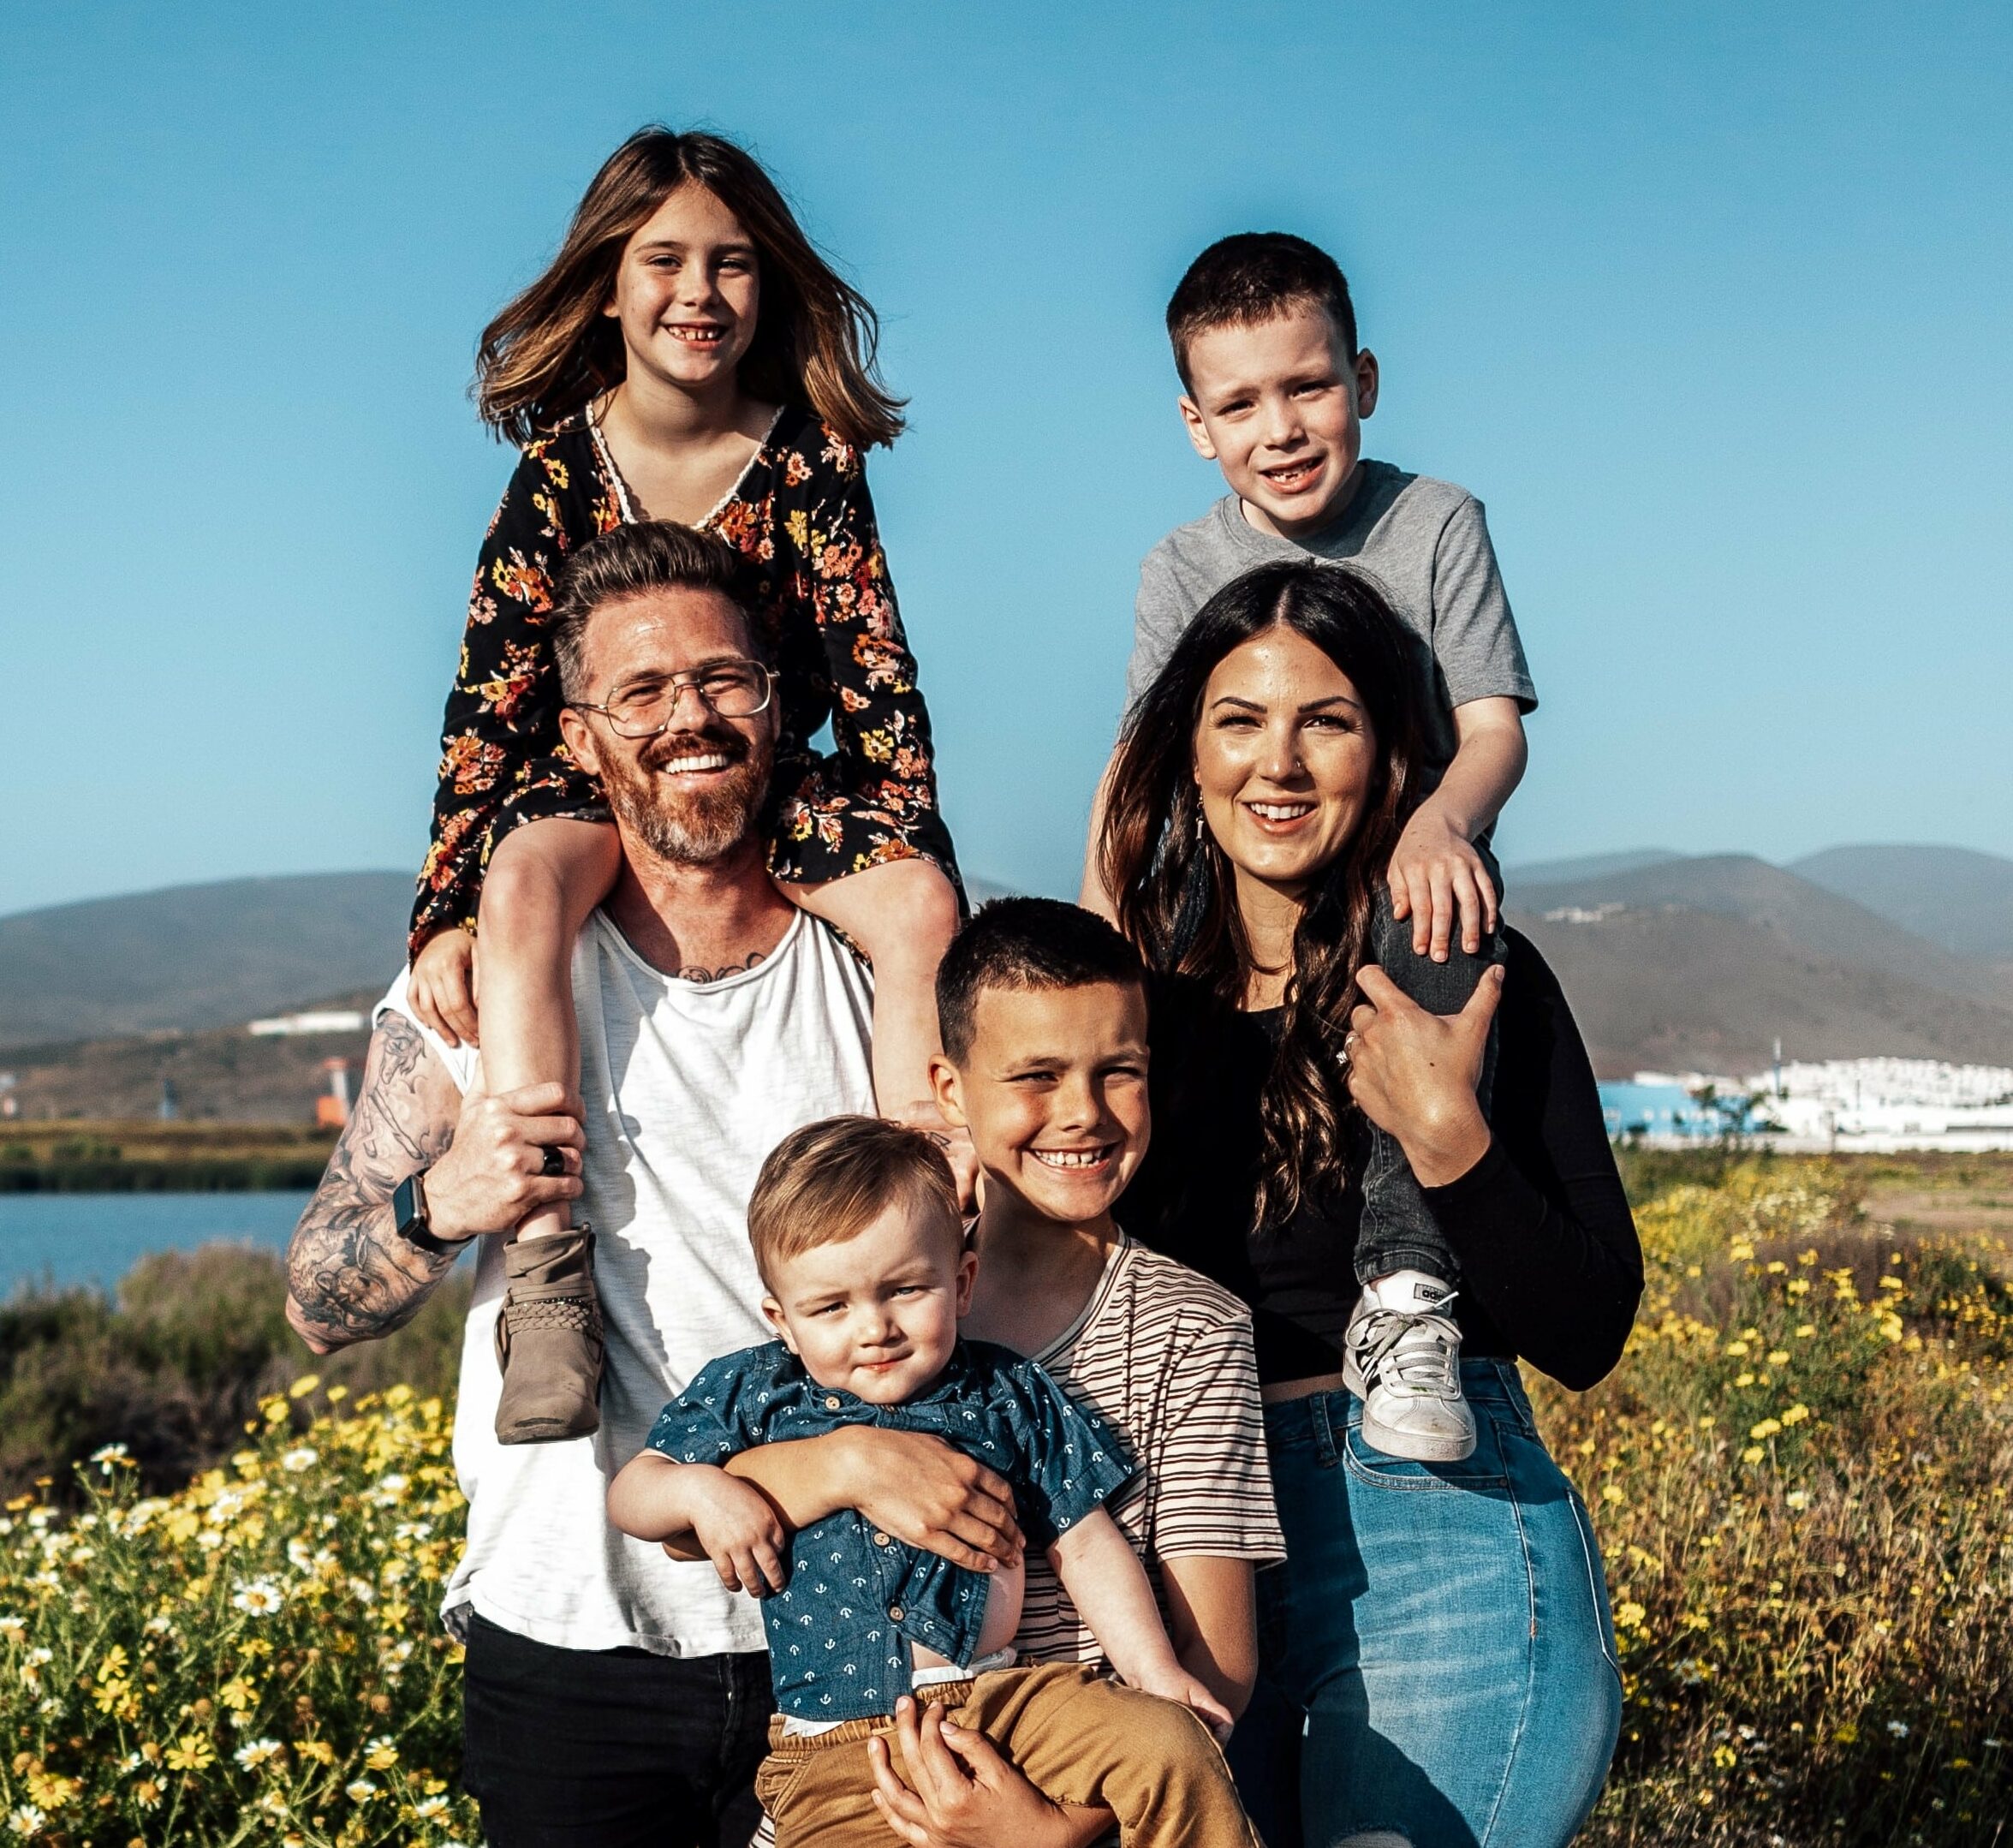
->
<box><xmin>0</xmin><ymin>1248</ymin><xmax>468</xmax><ymax>1500</ymax></box>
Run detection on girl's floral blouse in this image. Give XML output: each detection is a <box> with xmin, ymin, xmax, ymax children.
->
<box><xmin>412</xmin><ymin>404</ymin><xmax>960</xmax><ymax>955</ymax></box>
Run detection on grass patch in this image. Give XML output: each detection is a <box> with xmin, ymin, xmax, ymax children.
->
<box><xmin>0</xmin><ymin>1246</ymin><xmax>468</xmax><ymax>1502</ymax></box>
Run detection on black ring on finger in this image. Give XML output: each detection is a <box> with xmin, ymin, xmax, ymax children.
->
<box><xmin>539</xmin><ymin>1145</ymin><xmax>566</xmax><ymax>1178</ymax></box>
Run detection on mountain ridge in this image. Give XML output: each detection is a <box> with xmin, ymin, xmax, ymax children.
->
<box><xmin>6</xmin><ymin>854</ymin><xmax>2012</xmax><ymax>1087</ymax></box>
<box><xmin>0</xmin><ymin>873</ymin><xmax>414</xmax><ymax>1051</ymax></box>
<box><xmin>1788</xmin><ymin>844</ymin><xmax>2013</xmax><ymax>962</ymax></box>
<box><xmin>1514</xmin><ymin>853</ymin><xmax>2013</xmax><ymax>1014</ymax></box>
<box><xmin>1514</xmin><ymin>903</ymin><xmax>2013</xmax><ymax>1077</ymax></box>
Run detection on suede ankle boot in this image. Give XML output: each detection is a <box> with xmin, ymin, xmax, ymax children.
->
<box><xmin>493</xmin><ymin>1226</ymin><xmax>604</xmax><ymax>1445</ymax></box>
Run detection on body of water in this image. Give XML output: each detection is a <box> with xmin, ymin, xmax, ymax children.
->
<box><xmin>0</xmin><ymin>1192</ymin><xmax>311</xmax><ymax>1295</ymax></box>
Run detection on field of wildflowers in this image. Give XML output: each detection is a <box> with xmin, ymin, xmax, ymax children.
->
<box><xmin>1545</xmin><ymin>1156</ymin><xmax>2013</xmax><ymax>1845</ymax></box>
<box><xmin>0</xmin><ymin>1381</ymin><xmax>477</xmax><ymax>1846</ymax></box>
<box><xmin>0</xmin><ymin>1156</ymin><xmax>2006</xmax><ymax>1845</ymax></box>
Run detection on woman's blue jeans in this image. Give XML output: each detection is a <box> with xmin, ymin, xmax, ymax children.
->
<box><xmin>1229</xmin><ymin>1362</ymin><xmax>1621</xmax><ymax>1848</ymax></box>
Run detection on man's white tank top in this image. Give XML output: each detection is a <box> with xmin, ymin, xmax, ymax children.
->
<box><xmin>378</xmin><ymin>906</ymin><xmax>876</xmax><ymax>1657</ymax></box>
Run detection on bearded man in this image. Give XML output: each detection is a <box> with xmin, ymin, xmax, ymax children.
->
<box><xmin>285</xmin><ymin>522</ymin><xmax>1018</xmax><ymax>1848</ymax></box>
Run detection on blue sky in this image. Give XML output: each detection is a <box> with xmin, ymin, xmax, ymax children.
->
<box><xmin>3</xmin><ymin>2</ymin><xmax>2009</xmax><ymax>915</ymax></box>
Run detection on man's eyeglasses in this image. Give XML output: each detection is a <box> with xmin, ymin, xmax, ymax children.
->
<box><xmin>572</xmin><ymin>660</ymin><xmax>775</xmax><ymax>738</ymax></box>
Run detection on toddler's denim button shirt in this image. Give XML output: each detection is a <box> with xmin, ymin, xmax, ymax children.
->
<box><xmin>646</xmin><ymin>1338</ymin><xmax>1133</xmax><ymax>1721</ymax></box>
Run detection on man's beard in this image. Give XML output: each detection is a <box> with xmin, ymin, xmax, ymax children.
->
<box><xmin>599</xmin><ymin>724</ymin><xmax>771</xmax><ymax>868</ymax></box>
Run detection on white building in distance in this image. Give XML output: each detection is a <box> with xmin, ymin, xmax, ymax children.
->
<box><xmin>247</xmin><ymin>1010</ymin><xmax>366</xmax><ymax>1037</ymax></box>
<box><xmin>1623</xmin><ymin>1057</ymin><xmax>2013</xmax><ymax>1150</ymax></box>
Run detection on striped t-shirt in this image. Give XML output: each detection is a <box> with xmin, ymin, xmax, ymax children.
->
<box><xmin>1014</xmin><ymin>1237</ymin><xmax>1285</xmax><ymax>1666</ymax></box>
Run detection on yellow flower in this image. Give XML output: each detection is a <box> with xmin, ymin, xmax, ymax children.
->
<box><xmin>1749</xmin><ymin>1418</ymin><xmax>1783</xmax><ymax>1440</ymax></box>
<box><xmin>21</xmin><ymin>1776</ymin><xmax>74</xmax><ymax>1813</ymax></box>
<box><xmin>1766</xmin><ymin>1350</ymin><xmax>1790</xmax><ymax>1365</ymax></box>
<box><xmin>363</xmin><ymin>1736</ymin><xmax>399</xmax><ymax>1771</ymax></box>
<box><xmin>1742</xmin><ymin>1445</ymin><xmax>1766</xmax><ymax>1463</ymax></box>
<box><xmin>1615</xmin><ymin>1601</ymin><xmax>1647</xmax><ymax>1629</ymax></box>
<box><xmin>288</xmin><ymin>1374</ymin><xmax>321</xmax><ymax>1398</ymax></box>
<box><xmin>1780</xmin><ymin>1403</ymin><xmax>1810</xmax><ymax>1427</ymax></box>
<box><xmin>295</xmin><ymin>1739</ymin><xmax>335</xmax><ymax>1765</ymax></box>
<box><xmin>1834</xmin><ymin>1722</ymin><xmax>1859</xmax><ymax>1744</ymax></box>
<box><xmin>164</xmin><ymin>1736</ymin><xmax>215</xmax><ymax>1773</ymax></box>
<box><xmin>218</xmin><ymin>1676</ymin><xmax>256</xmax><ymax>1711</ymax></box>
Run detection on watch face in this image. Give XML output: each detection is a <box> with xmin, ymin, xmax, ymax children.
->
<box><xmin>394</xmin><ymin>1173</ymin><xmax>425</xmax><ymax>1238</ymax></box>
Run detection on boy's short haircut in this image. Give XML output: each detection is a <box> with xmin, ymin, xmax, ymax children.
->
<box><xmin>1165</xmin><ymin>232</ymin><xmax>1358</xmax><ymax>390</ymax></box>
<box><xmin>748</xmin><ymin>1115</ymin><xmax>961</xmax><ymax>1291</ymax></box>
<box><xmin>936</xmin><ymin>898</ymin><xmax>1146</xmax><ymax>1064</ymax></box>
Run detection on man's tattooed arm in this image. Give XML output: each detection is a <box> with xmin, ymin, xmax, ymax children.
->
<box><xmin>286</xmin><ymin>1013</ymin><xmax>465</xmax><ymax>1354</ymax></box>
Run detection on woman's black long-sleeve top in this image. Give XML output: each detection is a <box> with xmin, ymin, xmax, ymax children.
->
<box><xmin>1115</xmin><ymin>927</ymin><xmax>1642</xmax><ymax>1392</ymax></box>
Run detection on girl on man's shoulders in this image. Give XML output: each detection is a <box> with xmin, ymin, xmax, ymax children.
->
<box><xmin>407</xmin><ymin>128</ymin><xmax>963</xmax><ymax>1444</ymax></box>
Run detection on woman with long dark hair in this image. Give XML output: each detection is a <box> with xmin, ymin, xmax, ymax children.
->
<box><xmin>403</xmin><ymin>128</ymin><xmax>963</xmax><ymax>1443</ymax></box>
<box><xmin>1103</xmin><ymin>559</ymin><xmax>1641</xmax><ymax>1847</ymax></box>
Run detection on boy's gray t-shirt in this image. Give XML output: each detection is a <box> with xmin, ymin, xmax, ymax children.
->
<box><xmin>1126</xmin><ymin>461</ymin><xmax>1536</xmax><ymax>784</ymax></box>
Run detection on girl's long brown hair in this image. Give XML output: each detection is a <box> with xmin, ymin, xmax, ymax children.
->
<box><xmin>475</xmin><ymin>128</ymin><xmax>906</xmax><ymax>450</ymax></box>
<box><xmin>1100</xmin><ymin>561</ymin><xmax>1425</xmax><ymax>1231</ymax></box>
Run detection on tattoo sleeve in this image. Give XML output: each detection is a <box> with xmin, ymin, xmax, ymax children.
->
<box><xmin>285</xmin><ymin>1013</ymin><xmax>464</xmax><ymax>1351</ymax></box>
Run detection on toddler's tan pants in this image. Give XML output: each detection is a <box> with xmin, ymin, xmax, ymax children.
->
<box><xmin>755</xmin><ymin>1660</ymin><xmax>1259</xmax><ymax>1848</ymax></box>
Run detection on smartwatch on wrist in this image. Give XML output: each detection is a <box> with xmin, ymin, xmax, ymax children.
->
<box><xmin>392</xmin><ymin>1170</ymin><xmax>469</xmax><ymax>1257</ymax></box>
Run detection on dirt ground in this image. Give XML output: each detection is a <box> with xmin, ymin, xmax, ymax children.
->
<box><xmin>1853</xmin><ymin>1150</ymin><xmax>2013</xmax><ymax>1246</ymax></box>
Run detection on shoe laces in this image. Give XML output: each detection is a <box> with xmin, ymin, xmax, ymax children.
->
<box><xmin>1358</xmin><ymin>1298</ymin><xmax>1462</xmax><ymax>1401</ymax></box>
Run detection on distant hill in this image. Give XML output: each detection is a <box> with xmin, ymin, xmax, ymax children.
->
<box><xmin>0</xmin><ymin>874</ymin><xmax>412</xmax><ymax>1051</ymax></box>
<box><xmin>13</xmin><ymin>854</ymin><xmax>2011</xmax><ymax>1096</ymax></box>
<box><xmin>1515</xmin><ymin>854</ymin><xmax>2013</xmax><ymax>1014</ymax></box>
<box><xmin>1504</xmin><ymin>848</ymin><xmax>1684</xmax><ymax>889</ymax></box>
<box><xmin>1790</xmin><ymin>844</ymin><xmax>2013</xmax><ymax>963</ymax></box>
<box><xmin>0</xmin><ymin>867</ymin><xmax>1025</xmax><ymax>1073</ymax></box>
<box><xmin>1515</xmin><ymin>905</ymin><xmax>2013</xmax><ymax>1077</ymax></box>
<box><xmin>2</xmin><ymin>989</ymin><xmax>378</xmax><ymax>1124</ymax></box>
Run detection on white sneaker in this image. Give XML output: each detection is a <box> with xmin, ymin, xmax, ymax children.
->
<box><xmin>1343</xmin><ymin>1271</ymin><xmax>1477</xmax><ymax>1463</ymax></box>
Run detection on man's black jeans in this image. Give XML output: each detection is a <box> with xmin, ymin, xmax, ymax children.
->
<box><xmin>462</xmin><ymin>1612</ymin><xmax>773</xmax><ymax>1848</ymax></box>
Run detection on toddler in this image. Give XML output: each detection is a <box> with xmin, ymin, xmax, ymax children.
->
<box><xmin>608</xmin><ymin>1116</ymin><xmax>1258</xmax><ymax>1848</ymax></box>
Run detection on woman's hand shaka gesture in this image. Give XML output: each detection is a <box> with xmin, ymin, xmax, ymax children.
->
<box><xmin>1343</xmin><ymin>962</ymin><xmax>1504</xmax><ymax>1188</ymax></box>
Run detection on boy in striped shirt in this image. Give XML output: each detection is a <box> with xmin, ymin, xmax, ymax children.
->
<box><xmin>931</xmin><ymin>898</ymin><xmax>1284</xmax><ymax>1718</ymax></box>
